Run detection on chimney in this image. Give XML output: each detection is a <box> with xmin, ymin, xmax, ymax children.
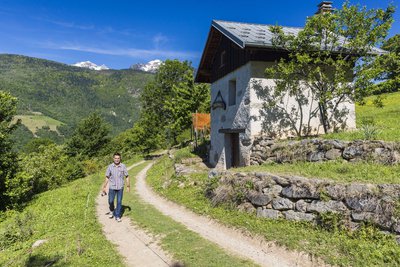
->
<box><xmin>316</xmin><ymin>1</ymin><xmax>333</xmax><ymax>14</ymax></box>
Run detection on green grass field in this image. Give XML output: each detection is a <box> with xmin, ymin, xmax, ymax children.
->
<box><xmin>325</xmin><ymin>91</ymin><xmax>400</xmax><ymax>141</ymax></box>
<box><xmin>14</xmin><ymin>113</ymin><xmax>63</xmax><ymax>134</ymax></box>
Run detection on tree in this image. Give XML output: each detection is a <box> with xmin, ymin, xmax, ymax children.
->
<box><xmin>138</xmin><ymin>60</ymin><xmax>210</xmax><ymax>147</ymax></box>
<box><xmin>66</xmin><ymin>113</ymin><xmax>110</xmax><ymax>157</ymax></box>
<box><xmin>371</xmin><ymin>34</ymin><xmax>400</xmax><ymax>94</ymax></box>
<box><xmin>0</xmin><ymin>91</ymin><xmax>19</xmax><ymax>209</ymax></box>
<box><xmin>257</xmin><ymin>2</ymin><xmax>394</xmax><ymax>137</ymax></box>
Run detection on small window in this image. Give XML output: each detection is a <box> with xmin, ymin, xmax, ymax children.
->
<box><xmin>229</xmin><ymin>80</ymin><xmax>236</xmax><ymax>106</ymax></box>
<box><xmin>220</xmin><ymin>50</ymin><xmax>226</xmax><ymax>68</ymax></box>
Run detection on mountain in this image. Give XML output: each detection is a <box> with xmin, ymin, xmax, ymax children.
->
<box><xmin>131</xmin><ymin>59</ymin><xmax>162</xmax><ymax>73</ymax></box>
<box><xmin>72</xmin><ymin>61</ymin><xmax>109</xmax><ymax>70</ymax></box>
<box><xmin>0</xmin><ymin>54</ymin><xmax>154</xmax><ymax>138</ymax></box>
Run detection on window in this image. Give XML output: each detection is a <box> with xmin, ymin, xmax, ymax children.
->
<box><xmin>229</xmin><ymin>80</ymin><xmax>236</xmax><ymax>106</ymax></box>
<box><xmin>220</xmin><ymin>50</ymin><xmax>226</xmax><ymax>68</ymax></box>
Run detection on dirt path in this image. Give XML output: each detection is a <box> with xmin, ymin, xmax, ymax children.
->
<box><xmin>96</xmin><ymin>160</ymin><xmax>172</xmax><ymax>267</ymax></box>
<box><xmin>136</xmin><ymin>163</ymin><xmax>324</xmax><ymax>267</ymax></box>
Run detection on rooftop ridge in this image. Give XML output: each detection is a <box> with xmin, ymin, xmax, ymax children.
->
<box><xmin>212</xmin><ymin>19</ymin><xmax>304</xmax><ymax>30</ymax></box>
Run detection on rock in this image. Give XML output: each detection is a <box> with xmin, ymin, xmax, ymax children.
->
<box><xmin>282</xmin><ymin>210</ymin><xmax>316</xmax><ymax>222</ymax></box>
<box><xmin>257</xmin><ymin>208</ymin><xmax>281</xmax><ymax>219</ymax></box>
<box><xmin>281</xmin><ymin>184</ymin><xmax>319</xmax><ymax>199</ymax></box>
<box><xmin>325</xmin><ymin>149</ymin><xmax>342</xmax><ymax>160</ymax></box>
<box><xmin>308</xmin><ymin>200</ymin><xmax>348</xmax><ymax>213</ymax></box>
<box><xmin>343</xmin><ymin>146</ymin><xmax>363</xmax><ymax>160</ymax></box>
<box><xmin>271</xmin><ymin>175</ymin><xmax>290</xmax><ymax>186</ymax></box>
<box><xmin>345</xmin><ymin>196</ymin><xmax>379</xmax><ymax>212</ymax></box>
<box><xmin>32</xmin><ymin>239</ymin><xmax>48</xmax><ymax>249</ymax></box>
<box><xmin>295</xmin><ymin>200</ymin><xmax>309</xmax><ymax>212</ymax></box>
<box><xmin>346</xmin><ymin>184</ymin><xmax>377</xmax><ymax>197</ymax></box>
<box><xmin>263</xmin><ymin>185</ymin><xmax>283</xmax><ymax>197</ymax></box>
<box><xmin>325</xmin><ymin>184</ymin><xmax>347</xmax><ymax>200</ymax></box>
<box><xmin>237</xmin><ymin>202</ymin><xmax>256</xmax><ymax>214</ymax></box>
<box><xmin>307</xmin><ymin>151</ymin><xmax>324</xmax><ymax>162</ymax></box>
<box><xmin>247</xmin><ymin>191</ymin><xmax>273</xmax><ymax>206</ymax></box>
<box><xmin>326</xmin><ymin>140</ymin><xmax>346</xmax><ymax>150</ymax></box>
<box><xmin>272</xmin><ymin>197</ymin><xmax>294</xmax><ymax>210</ymax></box>
<box><xmin>351</xmin><ymin>211</ymin><xmax>374</xmax><ymax>222</ymax></box>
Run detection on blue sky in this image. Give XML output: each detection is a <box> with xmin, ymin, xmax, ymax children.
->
<box><xmin>0</xmin><ymin>0</ymin><xmax>399</xmax><ymax>69</ymax></box>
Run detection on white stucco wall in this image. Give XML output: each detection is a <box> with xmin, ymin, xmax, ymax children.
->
<box><xmin>209</xmin><ymin>61</ymin><xmax>356</xmax><ymax>169</ymax></box>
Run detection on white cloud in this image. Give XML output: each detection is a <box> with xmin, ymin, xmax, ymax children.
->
<box><xmin>33</xmin><ymin>17</ymin><xmax>94</xmax><ymax>30</ymax></box>
<box><xmin>43</xmin><ymin>42</ymin><xmax>199</xmax><ymax>60</ymax></box>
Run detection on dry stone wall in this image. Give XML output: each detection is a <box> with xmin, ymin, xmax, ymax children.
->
<box><xmin>250</xmin><ymin>137</ymin><xmax>400</xmax><ymax>165</ymax></box>
<box><xmin>208</xmin><ymin>170</ymin><xmax>400</xmax><ymax>238</ymax></box>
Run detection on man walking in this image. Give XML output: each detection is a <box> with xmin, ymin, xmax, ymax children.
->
<box><xmin>102</xmin><ymin>152</ymin><xmax>130</xmax><ymax>222</ymax></box>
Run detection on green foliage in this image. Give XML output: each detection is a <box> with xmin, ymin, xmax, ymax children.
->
<box><xmin>66</xmin><ymin>113</ymin><xmax>110</xmax><ymax>158</ymax></box>
<box><xmin>0</xmin><ymin>54</ymin><xmax>154</xmax><ymax>136</ymax></box>
<box><xmin>6</xmin><ymin>144</ymin><xmax>84</xmax><ymax>206</ymax></box>
<box><xmin>138</xmin><ymin>60</ymin><xmax>210</xmax><ymax>147</ymax></box>
<box><xmin>0</xmin><ymin>90</ymin><xmax>19</xmax><ymax>209</ymax></box>
<box><xmin>0</xmin><ymin>172</ymin><xmax>125</xmax><ymax>266</ymax></box>
<box><xmin>10</xmin><ymin>122</ymin><xmax>34</xmax><ymax>151</ymax></box>
<box><xmin>22</xmin><ymin>138</ymin><xmax>55</xmax><ymax>154</ymax></box>
<box><xmin>371</xmin><ymin>34</ymin><xmax>400</xmax><ymax>94</ymax></box>
<box><xmin>261</xmin><ymin>2</ymin><xmax>394</xmax><ymax>136</ymax></box>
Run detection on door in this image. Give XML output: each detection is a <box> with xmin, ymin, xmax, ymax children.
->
<box><xmin>225</xmin><ymin>133</ymin><xmax>240</xmax><ymax>169</ymax></box>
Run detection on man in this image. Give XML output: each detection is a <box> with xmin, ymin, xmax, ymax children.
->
<box><xmin>102</xmin><ymin>152</ymin><xmax>130</xmax><ymax>222</ymax></box>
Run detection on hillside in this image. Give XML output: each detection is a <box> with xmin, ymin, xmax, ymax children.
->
<box><xmin>0</xmin><ymin>54</ymin><xmax>154</xmax><ymax>136</ymax></box>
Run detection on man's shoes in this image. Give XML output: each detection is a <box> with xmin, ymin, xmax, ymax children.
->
<box><xmin>108</xmin><ymin>212</ymin><xmax>114</xmax><ymax>219</ymax></box>
<box><xmin>116</xmin><ymin>217</ymin><xmax>122</xmax><ymax>222</ymax></box>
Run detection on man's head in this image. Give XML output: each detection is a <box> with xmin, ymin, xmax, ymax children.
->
<box><xmin>113</xmin><ymin>152</ymin><xmax>121</xmax><ymax>165</ymax></box>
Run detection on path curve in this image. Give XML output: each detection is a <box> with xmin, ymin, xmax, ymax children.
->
<box><xmin>136</xmin><ymin>163</ymin><xmax>324</xmax><ymax>267</ymax></box>
<box><xmin>96</xmin><ymin>160</ymin><xmax>172</xmax><ymax>267</ymax></box>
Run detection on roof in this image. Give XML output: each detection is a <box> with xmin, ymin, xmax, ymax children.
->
<box><xmin>212</xmin><ymin>20</ymin><xmax>386</xmax><ymax>54</ymax></box>
<box><xmin>195</xmin><ymin>20</ymin><xmax>386</xmax><ymax>83</ymax></box>
<box><xmin>212</xmin><ymin>20</ymin><xmax>303</xmax><ymax>49</ymax></box>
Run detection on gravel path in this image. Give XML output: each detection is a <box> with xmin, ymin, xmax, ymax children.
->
<box><xmin>136</xmin><ymin>163</ymin><xmax>324</xmax><ymax>267</ymax></box>
<box><xmin>96</xmin><ymin>160</ymin><xmax>325</xmax><ymax>267</ymax></box>
<box><xmin>96</xmin><ymin>161</ymin><xmax>172</xmax><ymax>267</ymax></box>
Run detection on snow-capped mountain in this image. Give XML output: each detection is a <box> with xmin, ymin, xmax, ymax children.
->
<box><xmin>131</xmin><ymin>59</ymin><xmax>162</xmax><ymax>73</ymax></box>
<box><xmin>72</xmin><ymin>61</ymin><xmax>109</xmax><ymax>70</ymax></box>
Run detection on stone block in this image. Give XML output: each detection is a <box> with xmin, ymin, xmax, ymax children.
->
<box><xmin>257</xmin><ymin>208</ymin><xmax>281</xmax><ymax>219</ymax></box>
<box><xmin>282</xmin><ymin>210</ymin><xmax>316</xmax><ymax>222</ymax></box>
<box><xmin>345</xmin><ymin>196</ymin><xmax>379</xmax><ymax>212</ymax></box>
<box><xmin>325</xmin><ymin>184</ymin><xmax>347</xmax><ymax>200</ymax></box>
<box><xmin>247</xmin><ymin>191</ymin><xmax>273</xmax><ymax>206</ymax></box>
<box><xmin>281</xmin><ymin>184</ymin><xmax>319</xmax><ymax>199</ymax></box>
<box><xmin>325</xmin><ymin>149</ymin><xmax>342</xmax><ymax>160</ymax></box>
<box><xmin>295</xmin><ymin>200</ymin><xmax>309</xmax><ymax>212</ymax></box>
<box><xmin>272</xmin><ymin>197</ymin><xmax>294</xmax><ymax>210</ymax></box>
<box><xmin>237</xmin><ymin>202</ymin><xmax>256</xmax><ymax>214</ymax></box>
<box><xmin>262</xmin><ymin>185</ymin><xmax>283</xmax><ymax>197</ymax></box>
<box><xmin>308</xmin><ymin>200</ymin><xmax>348</xmax><ymax>213</ymax></box>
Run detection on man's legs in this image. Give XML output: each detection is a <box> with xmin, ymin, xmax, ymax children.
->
<box><xmin>108</xmin><ymin>189</ymin><xmax>116</xmax><ymax>218</ymax></box>
<box><xmin>115</xmin><ymin>189</ymin><xmax>124</xmax><ymax>219</ymax></box>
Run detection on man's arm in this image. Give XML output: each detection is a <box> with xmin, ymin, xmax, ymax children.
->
<box><xmin>126</xmin><ymin>175</ymin><xmax>130</xmax><ymax>192</ymax></box>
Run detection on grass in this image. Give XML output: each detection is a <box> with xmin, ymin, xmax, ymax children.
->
<box><xmin>13</xmin><ymin>113</ymin><xmax>63</xmax><ymax>134</ymax></box>
<box><xmin>236</xmin><ymin>160</ymin><xmax>400</xmax><ymax>184</ymax></box>
<box><xmin>324</xmin><ymin>91</ymin><xmax>400</xmax><ymax>141</ymax></box>
<box><xmin>0</xmin><ymin>172</ymin><xmax>124</xmax><ymax>266</ymax></box>
<box><xmin>122</xmin><ymin>162</ymin><xmax>257</xmax><ymax>267</ymax></box>
<box><xmin>146</xmin><ymin>155</ymin><xmax>400</xmax><ymax>267</ymax></box>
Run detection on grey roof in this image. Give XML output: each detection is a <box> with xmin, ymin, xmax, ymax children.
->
<box><xmin>212</xmin><ymin>20</ymin><xmax>386</xmax><ymax>54</ymax></box>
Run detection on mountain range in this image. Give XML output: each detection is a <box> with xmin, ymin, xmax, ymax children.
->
<box><xmin>130</xmin><ymin>59</ymin><xmax>162</xmax><ymax>73</ymax></box>
<box><xmin>0</xmin><ymin>54</ymin><xmax>155</xmax><ymax>138</ymax></box>
<box><xmin>72</xmin><ymin>61</ymin><xmax>109</xmax><ymax>70</ymax></box>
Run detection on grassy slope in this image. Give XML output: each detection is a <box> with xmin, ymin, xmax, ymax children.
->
<box><xmin>14</xmin><ymin>114</ymin><xmax>63</xmax><ymax>134</ymax></box>
<box><xmin>146</xmin><ymin>154</ymin><xmax>400</xmax><ymax>267</ymax></box>
<box><xmin>0</xmin><ymin>170</ymin><xmax>126</xmax><ymax>266</ymax></box>
<box><xmin>325</xmin><ymin>91</ymin><xmax>400</xmax><ymax>141</ymax></box>
<box><xmin>0</xmin><ymin>54</ymin><xmax>154</xmax><ymax>135</ymax></box>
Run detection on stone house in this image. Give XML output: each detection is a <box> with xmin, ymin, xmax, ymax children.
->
<box><xmin>194</xmin><ymin>17</ymin><xmax>357</xmax><ymax>170</ymax></box>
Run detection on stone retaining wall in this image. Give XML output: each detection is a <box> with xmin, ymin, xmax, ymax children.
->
<box><xmin>250</xmin><ymin>137</ymin><xmax>400</xmax><ymax>165</ymax></box>
<box><xmin>208</xmin><ymin>170</ymin><xmax>400</xmax><ymax>238</ymax></box>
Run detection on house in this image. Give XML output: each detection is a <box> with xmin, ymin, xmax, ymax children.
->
<box><xmin>194</xmin><ymin>3</ymin><xmax>365</xmax><ymax>170</ymax></box>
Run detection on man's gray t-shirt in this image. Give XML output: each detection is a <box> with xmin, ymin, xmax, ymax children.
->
<box><xmin>106</xmin><ymin>163</ymin><xmax>128</xmax><ymax>190</ymax></box>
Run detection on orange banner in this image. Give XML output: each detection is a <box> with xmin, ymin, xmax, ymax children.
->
<box><xmin>192</xmin><ymin>113</ymin><xmax>210</xmax><ymax>130</ymax></box>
